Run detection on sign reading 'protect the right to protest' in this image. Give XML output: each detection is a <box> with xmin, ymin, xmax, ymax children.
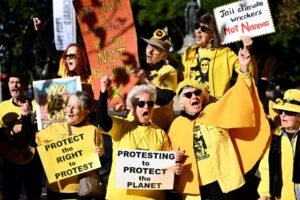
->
<box><xmin>214</xmin><ymin>0</ymin><xmax>275</xmax><ymax>44</ymax></box>
<box><xmin>116</xmin><ymin>149</ymin><xmax>176</xmax><ymax>190</ymax></box>
<box><xmin>37</xmin><ymin>132</ymin><xmax>101</xmax><ymax>183</ymax></box>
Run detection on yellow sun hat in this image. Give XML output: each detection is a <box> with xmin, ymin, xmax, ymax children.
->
<box><xmin>273</xmin><ymin>89</ymin><xmax>300</xmax><ymax>113</ymax></box>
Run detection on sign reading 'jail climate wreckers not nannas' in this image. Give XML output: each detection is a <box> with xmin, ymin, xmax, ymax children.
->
<box><xmin>213</xmin><ymin>0</ymin><xmax>275</xmax><ymax>44</ymax></box>
<box><xmin>115</xmin><ymin>149</ymin><xmax>176</xmax><ymax>189</ymax></box>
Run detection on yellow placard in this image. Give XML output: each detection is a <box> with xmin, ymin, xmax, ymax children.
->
<box><xmin>37</xmin><ymin>132</ymin><xmax>101</xmax><ymax>183</ymax></box>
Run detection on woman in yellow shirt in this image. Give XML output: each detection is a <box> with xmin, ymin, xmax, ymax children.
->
<box><xmin>35</xmin><ymin>91</ymin><xmax>104</xmax><ymax>199</ymax></box>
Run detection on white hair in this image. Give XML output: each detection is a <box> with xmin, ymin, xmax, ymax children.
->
<box><xmin>126</xmin><ymin>84</ymin><xmax>156</xmax><ymax>109</ymax></box>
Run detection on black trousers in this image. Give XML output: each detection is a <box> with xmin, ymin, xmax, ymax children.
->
<box><xmin>46</xmin><ymin>189</ymin><xmax>79</xmax><ymax>200</ymax></box>
<box><xmin>2</xmin><ymin>153</ymin><xmax>43</xmax><ymax>200</ymax></box>
<box><xmin>200</xmin><ymin>175</ymin><xmax>259</xmax><ymax>200</ymax></box>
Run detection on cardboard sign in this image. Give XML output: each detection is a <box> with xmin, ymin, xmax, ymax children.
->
<box><xmin>37</xmin><ymin>132</ymin><xmax>101</xmax><ymax>183</ymax></box>
<box><xmin>73</xmin><ymin>0</ymin><xmax>140</xmax><ymax>100</ymax></box>
<box><xmin>33</xmin><ymin>76</ymin><xmax>82</xmax><ymax>130</ymax></box>
<box><xmin>214</xmin><ymin>0</ymin><xmax>275</xmax><ymax>44</ymax></box>
<box><xmin>116</xmin><ymin>149</ymin><xmax>176</xmax><ymax>190</ymax></box>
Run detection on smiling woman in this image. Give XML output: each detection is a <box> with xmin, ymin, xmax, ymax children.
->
<box><xmin>35</xmin><ymin>91</ymin><xmax>104</xmax><ymax>199</ymax></box>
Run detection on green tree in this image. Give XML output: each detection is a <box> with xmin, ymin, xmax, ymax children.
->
<box><xmin>0</xmin><ymin>0</ymin><xmax>299</xmax><ymax>88</ymax></box>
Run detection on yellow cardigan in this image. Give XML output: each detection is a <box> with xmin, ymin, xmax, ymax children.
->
<box><xmin>168</xmin><ymin>75</ymin><xmax>270</xmax><ymax>195</ymax></box>
<box><xmin>258</xmin><ymin>126</ymin><xmax>300</xmax><ymax>200</ymax></box>
<box><xmin>182</xmin><ymin>45</ymin><xmax>258</xmax><ymax>100</ymax></box>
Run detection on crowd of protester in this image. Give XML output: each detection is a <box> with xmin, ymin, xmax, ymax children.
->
<box><xmin>0</xmin><ymin>12</ymin><xmax>299</xmax><ymax>200</ymax></box>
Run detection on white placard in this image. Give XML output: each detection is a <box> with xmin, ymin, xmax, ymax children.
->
<box><xmin>116</xmin><ymin>149</ymin><xmax>176</xmax><ymax>190</ymax></box>
<box><xmin>214</xmin><ymin>0</ymin><xmax>275</xmax><ymax>44</ymax></box>
<box><xmin>52</xmin><ymin>0</ymin><xmax>76</xmax><ymax>50</ymax></box>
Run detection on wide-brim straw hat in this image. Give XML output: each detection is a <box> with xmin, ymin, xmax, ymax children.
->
<box><xmin>141</xmin><ymin>29</ymin><xmax>172</xmax><ymax>52</ymax></box>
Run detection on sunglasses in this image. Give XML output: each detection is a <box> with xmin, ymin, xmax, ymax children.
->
<box><xmin>183</xmin><ymin>89</ymin><xmax>202</xmax><ymax>99</ymax></box>
<box><xmin>278</xmin><ymin>110</ymin><xmax>297</xmax><ymax>116</ymax></box>
<box><xmin>63</xmin><ymin>53</ymin><xmax>77</xmax><ymax>60</ymax></box>
<box><xmin>194</xmin><ymin>23</ymin><xmax>210</xmax><ymax>32</ymax></box>
<box><xmin>136</xmin><ymin>100</ymin><xmax>155</xmax><ymax>108</ymax></box>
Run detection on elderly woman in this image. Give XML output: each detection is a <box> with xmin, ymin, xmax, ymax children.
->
<box><xmin>96</xmin><ymin>75</ymin><xmax>183</xmax><ymax>200</ymax></box>
<box><xmin>35</xmin><ymin>91</ymin><xmax>103</xmax><ymax>199</ymax></box>
<box><xmin>169</xmin><ymin>48</ymin><xmax>269</xmax><ymax>200</ymax></box>
<box><xmin>258</xmin><ymin>89</ymin><xmax>300</xmax><ymax>200</ymax></box>
<box><xmin>182</xmin><ymin>13</ymin><xmax>258</xmax><ymax>102</ymax></box>
<box><xmin>140</xmin><ymin>29</ymin><xmax>177</xmax><ymax>130</ymax></box>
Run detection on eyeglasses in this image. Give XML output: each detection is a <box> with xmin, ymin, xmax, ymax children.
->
<box><xmin>194</xmin><ymin>23</ymin><xmax>210</xmax><ymax>32</ymax></box>
<box><xmin>146</xmin><ymin>45</ymin><xmax>162</xmax><ymax>55</ymax></box>
<box><xmin>278</xmin><ymin>110</ymin><xmax>297</xmax><ymax>116</ymax></box>
<box><xmin>136</xmin><ymin>100</ymin><xmax>155</xmax><ymax>108</ymax></box>
<box><xmin>183</xmin><ymin>89</ymin><xmax>202</xmax><ymax>99</ymax></box>
<box><xmin>64</xmin><ymin>54</ymin><xmax>77</xmax><ymax>60</ymax></box>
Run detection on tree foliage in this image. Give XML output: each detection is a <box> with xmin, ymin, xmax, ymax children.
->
<box><xmin>0</xmin><ymin>0</ymin><xmax>299</xmax><ymax>88</ymax></box>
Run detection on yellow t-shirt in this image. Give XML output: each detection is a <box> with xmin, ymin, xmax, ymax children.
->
<box><xmin>149</xmin><ymin>63</ymin><xmax>178</xmax><ymax>129</ymax></box>
<box><xmin>35</xmin><ymin>121</ymin><xmax>103</xmax><ymax>193</ymax></box>
<box><xmin>193</xmin><ymin>122</ymin><xmax>217</xmax><ymax>186</ymax></box>
<box><xmin>105</xmin><ymin>116</ymin><xmax>170</xmax><ymax>200</ymax></box>
<box><xmin>182</xmin><ymin>46</ymin><xmax>257</xmax><ymax>100</ymax></box>
<box><xmin>0</xmin><ymin>98</ymin><xmax>36</xmax><ymax>128</ymax></box>
<box><xmin>0</xmin><ymin>98</ymin><xmax>37</xmax><ymax>164</ymax></box>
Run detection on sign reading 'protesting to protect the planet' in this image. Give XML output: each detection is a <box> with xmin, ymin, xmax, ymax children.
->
<box><xmin>214</xmin><ymin>0</ymin><xmax>275</xmax><ymax>44</ymax></box>
<box><xmin>115</xmin><ymin>149</ymin><xmax>176</xmax><ymax>190</ymax></box>
<box><xmin>37</xmin><ymin>132</ymin><xmax>101</xmax><ymax>183</ymax></box>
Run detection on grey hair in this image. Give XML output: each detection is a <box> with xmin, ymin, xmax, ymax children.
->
<box><xmin>69</xmin><ymin>91</ymin><xmax>94</xmax><ymax>113</ymax></box>
<box><xmin>126</xmin><ymin>84</ymin><xmax>156</xmax><ymax>109</ymax></box>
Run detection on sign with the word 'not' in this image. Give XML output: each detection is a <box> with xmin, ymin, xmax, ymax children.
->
<box><xmin>33</xmin><ymin>76</ymin><xmax>82</xmax><ymax>130</ymax></box>
<box><xmin>73</xmin><ymin>0</ymin><xmax>139</xmax><ymax>100</ymax></box>
<box><xmin>214</xmin><ymin>0</ymin><xmax>275</xmax><ymax>44</ymax></box>
<box><xmin>116</xmin><ymin>149</ymin><xmax>176</xmax><ymax>190</ymax></box>
<box><xmin>37</xmin><ymin>132</ymin><xmax>101</xmax><ymax>183</ymax></box>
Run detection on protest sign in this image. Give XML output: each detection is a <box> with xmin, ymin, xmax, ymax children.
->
<box><xmin>214</xmin><ymin>0</ymin><xmax>275</xmax><ymax>44</ymax></box>
<box><xmin>33</xmin><ymin>76</ymin><xmax>82</xmax><ymax>130</ymax></box>
<box><xmin>116</xmin><ymin>149</ymin><xmax>176</xmax><ymax>190</ymax></box>
<box><xmin>73</xmin><ymin>0</ymin><xmax>140</xmax><ymax>100</ymax></box>
<box><xmin>37</xmin><ymin>132</ymin><xmax>101</xmax><ymax>183</ymax></box>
